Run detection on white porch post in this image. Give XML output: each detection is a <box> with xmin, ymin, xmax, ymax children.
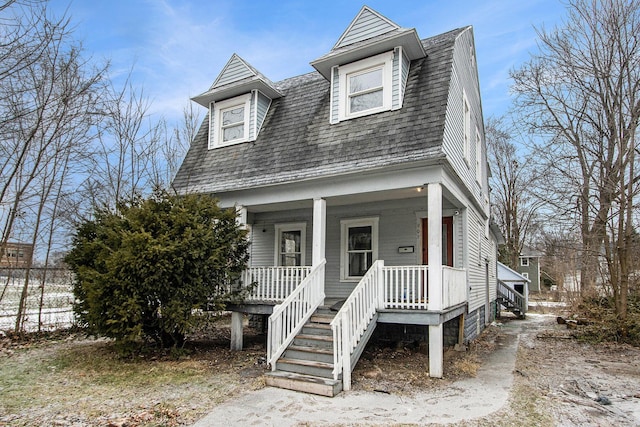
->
<box><xmin>231</xmin><ymin>205</ymin><xmax>248</xmax><ymax>351</ymax></box>
<box><xmin>427</xmin><ymin>183</ymin><xmax>443</xmax><ymax>311</ymax></box>
<box><xmin>427</xmin><ymin>183</ymin><xmax>444</xmax><ymax>378</ymax></box>
<box><xmin>312</xmin><ymin>198</ymin><xmax>326</xmax><ymax>265</ymax></box>
<box><xmin>235</xmin><ymin>205</ymin><xmax>247</xmax><ymax>225</ymax></box>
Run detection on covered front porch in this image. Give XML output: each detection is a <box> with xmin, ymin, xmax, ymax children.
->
<box><xmin>226</xmin><ymin>182</ymin><xmax>471</xmax><ymax>392</ymax></box>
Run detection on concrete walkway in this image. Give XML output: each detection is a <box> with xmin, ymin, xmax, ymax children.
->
<box><xmin>193</xmin><ymin>315</ymin><xmax>543</xmax><ymax>426</ymax></box>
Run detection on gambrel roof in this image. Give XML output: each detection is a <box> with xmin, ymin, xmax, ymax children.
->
<box><xmin>173</xmin><ymin>27</ymin><xmax>467</xmax><ymax>195</ymax></box>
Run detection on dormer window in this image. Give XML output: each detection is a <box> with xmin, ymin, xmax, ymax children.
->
<box><xmin>210</xmin><ymin>93</ymin><xmax>252</xmax><ymax>149</ymax></box>
<box><xmin>338</xmin><ymin>51</ymin><xmax>393</xmax><ymax>121</ymax></box>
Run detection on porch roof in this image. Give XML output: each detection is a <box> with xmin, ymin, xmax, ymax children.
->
<box><xmin>173</xmin><ymin>28</ymin><xmax>465</xmax><ymax>195</ymax></box>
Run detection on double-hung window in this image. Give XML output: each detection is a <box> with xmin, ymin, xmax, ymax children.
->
<box><xmin>338</xmin><ymin>52</ymin><xmax>393</xmax><ymax>120</ymax></box>
<box><xmin>475</xmin><ymin>127</ymin><xmax>482</xmax><ymax>184</ymax></box>
<box><xmin>210</xmin><ymin>93</ymin><xmax>252</xmax><ymax>148</ymax></box>
<box><xmin>275</xmin><ymin>223</ymin><xmax>306</xmax><ymax>266</ymax></box>
<box><xmin>463</xmin><ymin>91</ymin><xmax>471</xmax><ymax>163</ymax></box>
<box><xmin>340</xmin><ymin>217</ymin><xmax>379</xmax><ymax>280</ymax></box>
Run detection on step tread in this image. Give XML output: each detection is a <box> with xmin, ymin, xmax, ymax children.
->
<box><xmin>296</xmin><ymin>333</ymin><xmax>333</xmax><ymax>342</ymax></box>
<box><xmin>265</xmin><ymin>371</ymin><xmax>342</xmax><ymax>397</ymax></box>
<box><xmin>305</xmin><ymin>321</ymin><xmax>332</xmax><ymax>329</ymax></box>
<box><xmin>288</xmin><ymin>344</ymin><xmax>334</xmax><ymax>355</ymax></box>
<box><xmin>279</xmin><ymin>357</ymin><xmax>333</xmax><ymax>369</ymax></box>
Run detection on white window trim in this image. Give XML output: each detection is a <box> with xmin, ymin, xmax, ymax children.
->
<box><xmin>475</xmin><ymin>127</ymin><xmax>482</xmax><ymax>184</ymax></box>
<box><xmin>274</xmin><ymin>223</ymin><xmax>306</xmax><ymax>266</ymax></box>
<box><xmin>209</xmin><ymin>93</ymin><xmax>252</xmax><ymax>149</ymax></box>
<box><xmin>521</xmin><ymin>257</ymin><xmax>529</xmax><ymax>267</ymax></box>
<box><xmin>338</xmin><ymin>51</ymin><xmax>393</xmax><ymax>121</ymax></box>
<box><xmin>340</xmin><ymin>217</ymin><xmax>379</xmax><ymax>281</ymax></box>
<box><xmin>463</xmin><ymin>90</ymin><xmax>470</xmax><ymax>163</ymax></box>
<box><xmin>521</xmin><ymin>272</ymin><xmax>529</xmax><ymax>279</ymax></box>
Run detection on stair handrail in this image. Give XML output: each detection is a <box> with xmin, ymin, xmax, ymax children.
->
<box><xmin>267</xmin><ymin>259</ymin><xmax>326</xmax><ymax>369</ymax></box>
<box><xmin>330</xmin><ymin>259</ymin><xmax>384</xmax><ymax>391</ymax></box>
<box><xmin>497</xmin><ymin>279</ymin><xmax>527</xmax><ymax>316</ymax></box>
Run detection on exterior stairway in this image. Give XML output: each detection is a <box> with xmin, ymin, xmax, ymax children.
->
<box><xmin>265</xmin><ymin>306</ymin><xmax>343</xmax><ymax>397</ymax></box>
<box><xmin>497</xmin><ymin>279</ymin><xmax>527</xmax><ymax>318</ymax></box>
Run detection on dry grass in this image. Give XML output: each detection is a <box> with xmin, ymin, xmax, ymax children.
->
<box><xmin>0</xmin><ymin>321</ymin><xmax>268</xmax><ymax>426</ymax></box>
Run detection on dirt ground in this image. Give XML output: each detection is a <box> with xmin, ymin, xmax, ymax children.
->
<box><xmin>1</xmin><ymin>310</ymin><xmax>639</xmax><ymax>426</ymax></box>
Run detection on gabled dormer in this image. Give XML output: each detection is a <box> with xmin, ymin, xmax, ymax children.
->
<box><xmin>310</xmin><ymin>6</ymin><xmax>426</xmax><ymax>124</ymax></box>
<box><xmin>192</xmin><ymin>54</ymin><xmax>282</xmax><ymax>149</ymax></box>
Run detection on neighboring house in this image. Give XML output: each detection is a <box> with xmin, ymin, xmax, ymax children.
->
<box><xmin>497</xmin><ymin>261</ymin><xmax>529</xmax><ymax>318</ymax></box>
<box><xmin>518</xmin><ymin>249</ymin><xmax>542</xmax><ymax>292</ymax></box>
<box><xmin>173</xmin><ymin>6</ymin><xmax>507</xmax><ymax>396</ymax></box>
<box><xmin>0</xmin><ymin>242</ymin><xmax>33</xmax><ymax>268</ymax></box>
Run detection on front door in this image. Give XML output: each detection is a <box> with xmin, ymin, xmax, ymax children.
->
<box><xmin>421</xmin><ymin>217</ymin><xmax>454</xmax><ymax>267</ymax></box>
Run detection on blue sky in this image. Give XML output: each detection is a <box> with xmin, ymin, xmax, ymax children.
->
<box><xmin>49</xmin><ymin>0</ymin><xmax>567</xmax><ymax>125</ymax></box>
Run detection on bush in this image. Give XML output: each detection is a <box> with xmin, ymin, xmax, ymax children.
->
<box><xmin>574</xmin><ymin>294</ymin><xmax>640</xmax><ymax>346</ymax></box>
<box><xmin>66</xmin><ymin>190</ymin><xmax>251</xmax><ymax>352</ymax></box>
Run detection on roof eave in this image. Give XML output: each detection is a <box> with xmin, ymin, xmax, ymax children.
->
<box><xmin>192</xmin><ymin>78</ymin><xmax>283</xmax><ymax>107</ymax></box>
<box><xmin>310</xmin><ymin>30</ymin><xmax>427</xmax><ymax>80</ymax></box>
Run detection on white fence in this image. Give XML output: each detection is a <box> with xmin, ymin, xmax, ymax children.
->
<box><xmin>0</xmin><ymin>268</ymin><xmax>75</xmax><ymax>332</ymax></box>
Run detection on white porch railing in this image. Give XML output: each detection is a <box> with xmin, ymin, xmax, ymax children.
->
<box><xmin>242</xmin><ymin>266</ymin><xmax>312</xmax><ymax>302</ymax></box>
<box><xmin>383</xmin><ymin>265</ymin><xmax>467</xmax><ymax>310</ymax></box>
<box><xmin>267</xmin><ymin>259</ymin><xmax>325</xmax><ymax>368</ymax></box>
<box><xmin>330</xmin><ymin>260</ymin><xmax>383</xmax><ymax>391</ymax></box>
<box><xmin>383</xmin><ymin>265</ymin><xmax>429</xmax><ymax>309</ymax></box>
<box><xmin>442</xmin><ymin>266</ymin><xmax>468</xmax><ymax>308</ymax></box>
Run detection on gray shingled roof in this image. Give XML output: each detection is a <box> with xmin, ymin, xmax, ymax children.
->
<box><xmin>173</xmin><ymin>27</ymin><xmax>466</xmax><ymax>195</ymax></box>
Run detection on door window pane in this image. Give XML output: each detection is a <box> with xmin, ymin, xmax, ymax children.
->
<box><xmin>279</xmin><ymin>229</ymin><xmax>303</xmax><ymax>266</ymax></box>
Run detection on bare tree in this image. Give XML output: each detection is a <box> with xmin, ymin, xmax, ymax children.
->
<box><xmin>486</xmin><ymin>116</ymin><xmax>541</xmax><ymax>268</ymax></box>
<box><xmin>511</xmin><ymin>0</ymin><xmax>640</xmax><ymax>321</ymax></box>
<box><xmin>0</xmin><ymin>2</ymin><xmax>107</xmax><ymax>332</ymax></box>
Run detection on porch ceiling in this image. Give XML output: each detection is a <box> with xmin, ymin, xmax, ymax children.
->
<box><xmin>246</xmin><ymin>187</ymin><xmax>458</xmax><ymax>213</ymax></box>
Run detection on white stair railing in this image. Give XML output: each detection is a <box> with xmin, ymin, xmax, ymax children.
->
<box><xmin>330</xmin><ymin>260</ymin><xmax>384</xmax><ymax>391</ymax></box>
<box><xmin>267</xmin><ymin>259</ymin><xmax>325</xmax><ymax>368</ymax></box>
<box><xmin>497</xmin><ymin>279</ymin><xmax>527</xmax><ymax>316</ymax></box>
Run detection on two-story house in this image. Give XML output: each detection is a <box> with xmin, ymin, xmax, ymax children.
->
<box><xmin>173</xmin><ymin>6</ymin><xmax>504</xmax><ymax>397</ymax></box>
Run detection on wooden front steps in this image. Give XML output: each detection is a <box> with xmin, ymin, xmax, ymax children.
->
<box><xmin>265</xmin><ymin>306</ymin><xmax>343</xmax><ymax>397</ymax></box>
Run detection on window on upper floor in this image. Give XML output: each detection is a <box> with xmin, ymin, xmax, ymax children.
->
<box><xmin>522</xmin><ymin>272</ymin><xmax>529</xmax><ymax>280</ymax></box>
<box><xmin>338</xmin><ymin>52</ymin><xmax>393</xmax><ymax>121</ymax></box>
<box><xmin>475</xmin><ymin>127</ymin><xmax>482</xmax><ymax>184</ymax></box>
<box><xmin>463</xmin><ymin>91</ymin><xmax>471</xmax><ymax>163</ymax></box>
<box><xmin>521</xmin><ymin>257</ymin><xmax>529</xmax><ymax>267</ymax></box>
<box><xmin>209</xmin><ymin>93</ymin><xmax>252</xmax><ymax>149</ymax></box>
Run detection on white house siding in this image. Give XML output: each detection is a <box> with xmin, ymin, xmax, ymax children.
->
<box><xmin>256</xmin><ymin>91</ymin><xmax>271</xmax><ymax>134</ymax></box>
<box><xmin>324</xmin><ymin>198</ymin><xmax>427</xmax><ymax>299</ymax></box>
<box><xmin>335</xmin><ymin>8</ymin><xmax>397</xmax><ymax>48</ymax></box>
<box><xmin>392</xmin><ymin>48</ymin><xmax>401</xmax><ymax>109</ymax></box>
<box><xmin>214</xmin><ymin>55</ymin><xmax>254</xmax><ymax>87</ymax></box>
<box><xmin>330</xmin><ymin>67</ymin><xmax>339</xmax><ymax>124</ymax></box>
<box><xmin>465</xmin><ymin>206</ymin><xmax>495</xmax><ymax>313</ymax></box>
<box><xmin>400</xmin><ymin>49</ymin><xmax>410</xmax><ymax>105</ymax></box>
<box><xmin>249</xmin><ymin>209</ymin><xmax>313</xmax><ymax>267</ymax></box>
<box><xmin>248</xmin><ymin>91</ymin><xmax>256</xmax><ymax>141</ymax></box>
<box><xmin>442</xmin><ymin>27</ymin><xmax>488</xmax><ymax>212</ymax></box>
